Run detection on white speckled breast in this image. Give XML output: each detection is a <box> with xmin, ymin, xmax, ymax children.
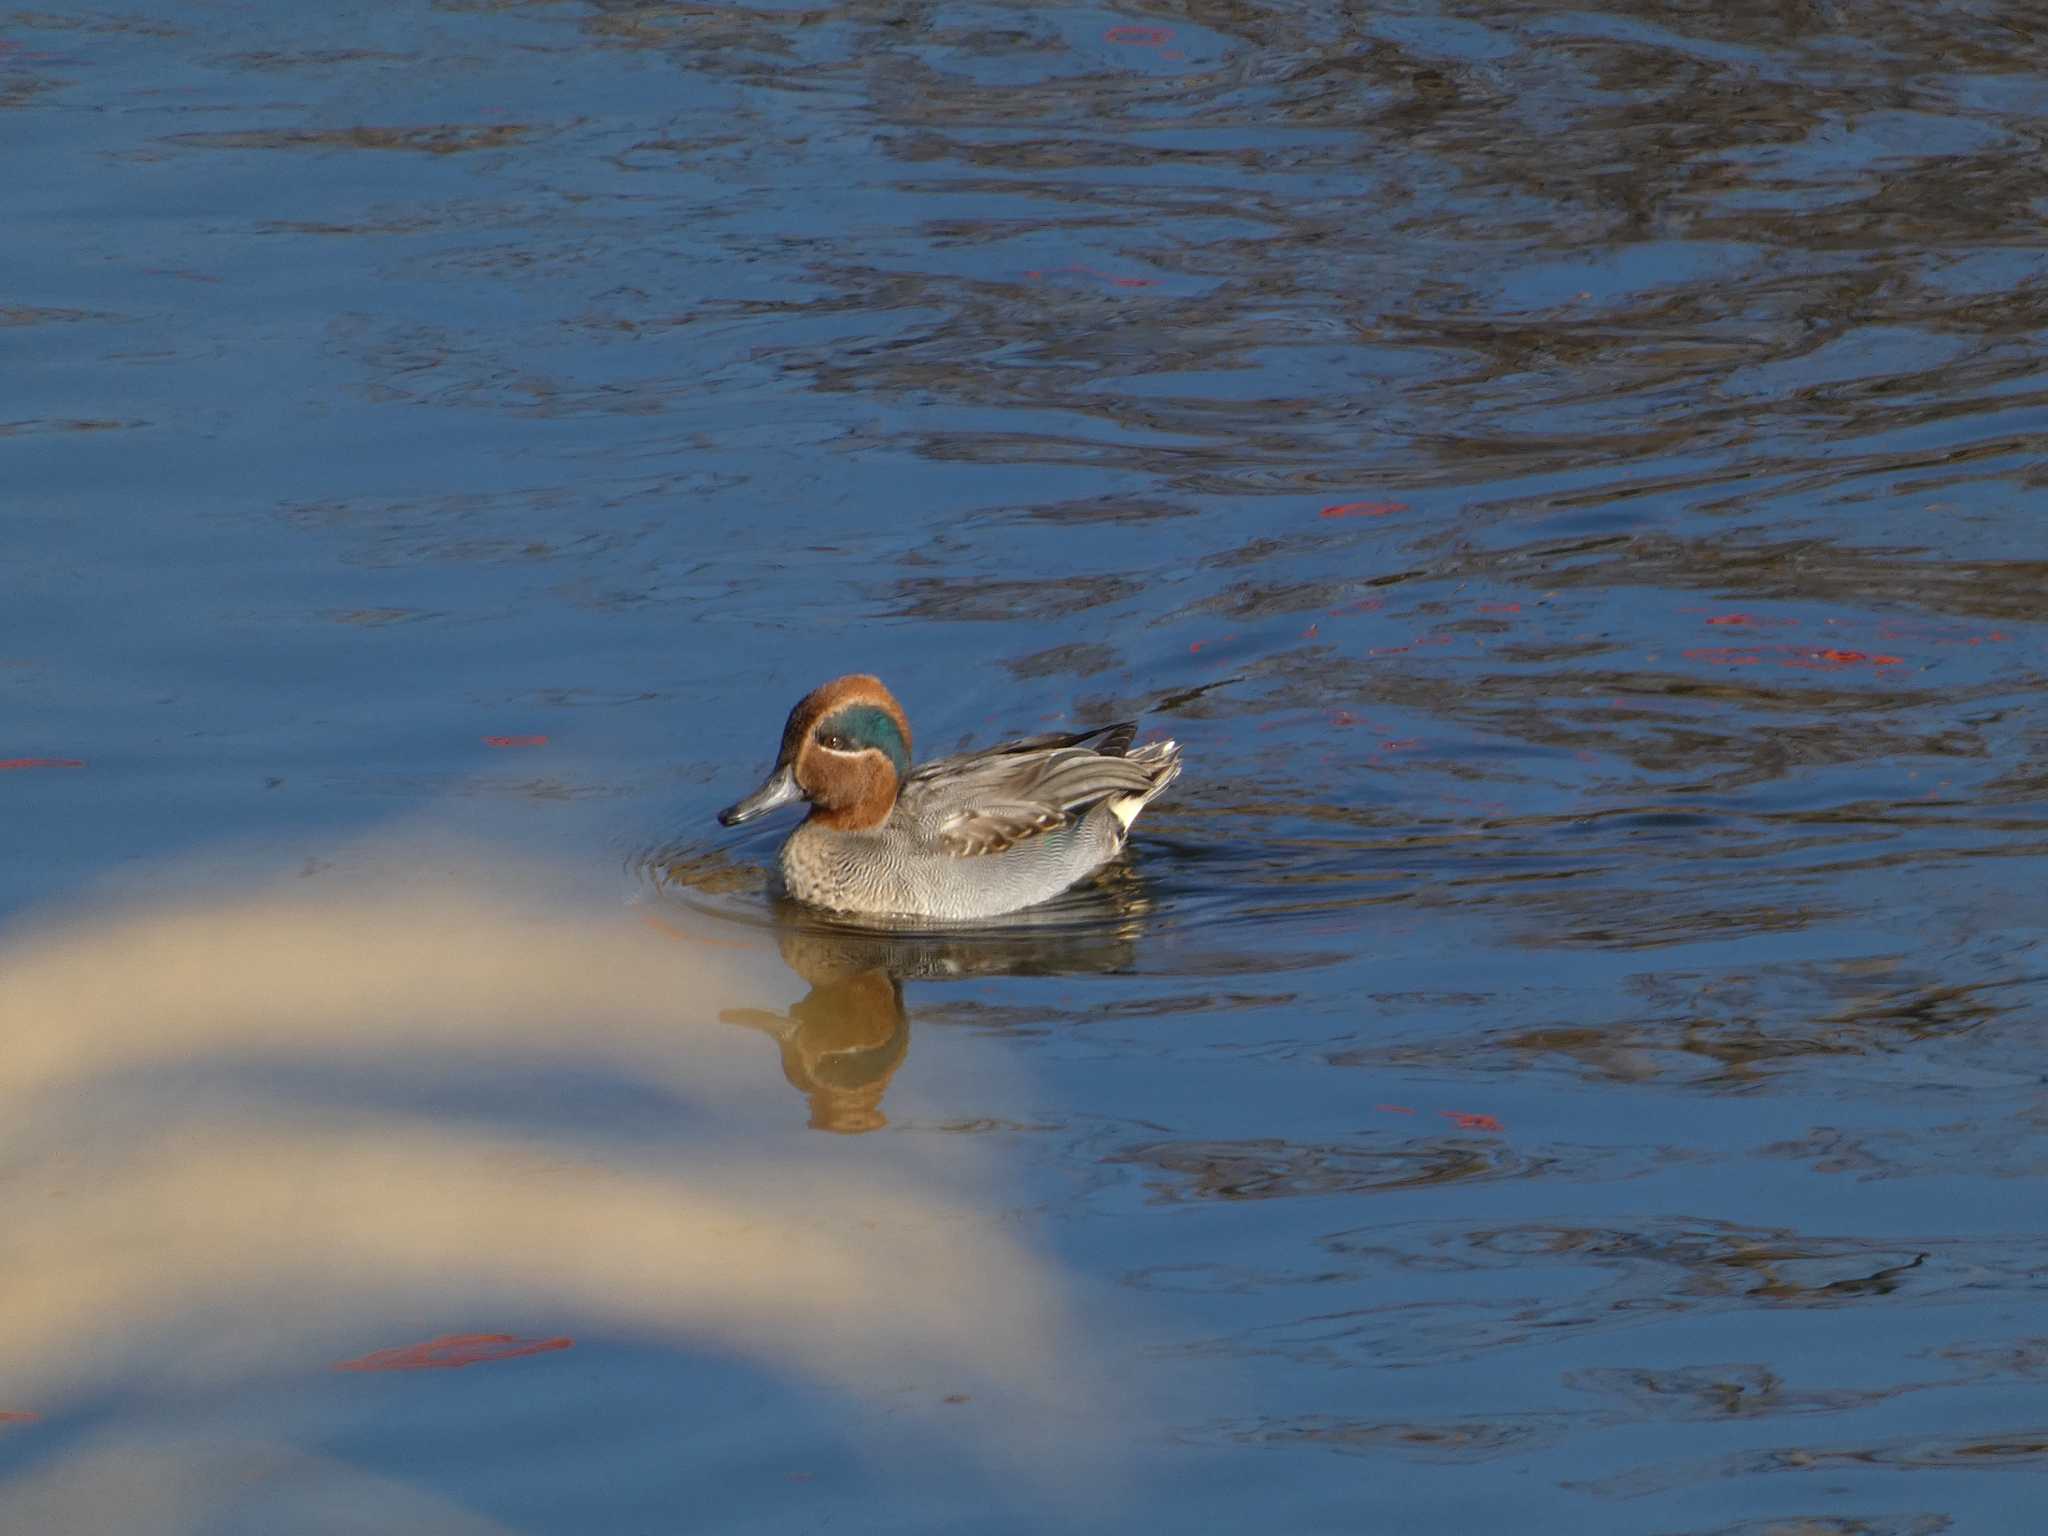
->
<box><xmin>781</xmin><ymin>805</ymin><xmax>1133</xmax><ymax>921</ymax></box>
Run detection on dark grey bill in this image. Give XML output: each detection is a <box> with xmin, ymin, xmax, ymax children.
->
<box><xmin>717</xmin><ymin>763</ymin><xmax>804</xmax><ymax>826</ymax></box>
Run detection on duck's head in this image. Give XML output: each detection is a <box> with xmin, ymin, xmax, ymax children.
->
<box><xmin>717</xmin><ymin>674</ymin><xmax>913</xmax><ymax>833</ymax></box>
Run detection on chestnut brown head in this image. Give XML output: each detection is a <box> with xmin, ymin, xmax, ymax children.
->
<box><xmin>717</xmin><ymin>675</ymin><xmax>914</xmax><ymax>833</ymax></box>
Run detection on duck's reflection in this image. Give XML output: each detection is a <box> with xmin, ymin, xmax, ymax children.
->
<box><xmin>657</xmin><ymin>860</ymin><xmax>1156</xmax><ymax>1134</ymax></box>
<box><xmin>722</xmin><ymin>963</ymin><xmax>907</xmax><ymax>1134</ymax></box>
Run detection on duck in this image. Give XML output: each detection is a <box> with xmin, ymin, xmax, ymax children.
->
<box><xmin>717</xmin><ymin>674</ymin><xmax>1182</xmax><ymax>920</ymax></box>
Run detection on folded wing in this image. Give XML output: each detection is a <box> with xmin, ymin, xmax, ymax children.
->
<box><xmin>899</xmin><ymin>723</ymin><xmax>1176</xmax><ymax>858</ymax></box>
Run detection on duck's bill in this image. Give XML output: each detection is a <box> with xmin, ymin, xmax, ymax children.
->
<box><xmin>717</xmin><ymin>764</ymin><xmax>803</xmax><ymax>826</ymax></box>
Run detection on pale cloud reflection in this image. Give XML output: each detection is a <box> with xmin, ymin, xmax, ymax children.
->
<box><xmin>0</xmin><ymin>846</ymin><xmax>1128</xmax><ymax>1528</ymax></box>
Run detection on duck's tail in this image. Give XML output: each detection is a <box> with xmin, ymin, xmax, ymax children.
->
<box><xmin>1107</xmin><ymin>738</ymin><xmax>1182</xmax><ymax>833</ymax></box>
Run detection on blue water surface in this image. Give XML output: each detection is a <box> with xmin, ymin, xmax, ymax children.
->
<box><xmin>5</xmin><ymin>1</ymin><xmax>2047</xmax><ymax>1531</ymax></box>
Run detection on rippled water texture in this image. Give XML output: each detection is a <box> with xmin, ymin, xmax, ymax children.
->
<box><xmin>7</xmin><ymin>0</ymin><xmax>2048</xmax><ymax>1531</ymax></box>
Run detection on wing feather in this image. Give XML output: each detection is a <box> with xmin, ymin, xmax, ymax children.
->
<box><xmin>935</xmin><ymin>802</ymin><xmax>1069</xmax><ymax>857</ymax></box>
<box><xmin>904</xmin><ymin>731</ymin><xmax>1171</xmax><ymax>858</ymax></box>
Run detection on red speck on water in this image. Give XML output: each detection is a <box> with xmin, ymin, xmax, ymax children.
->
<box><xmin>1706</xmin><ymin>614</ymin><xmax>1753</xmax><ymax>626</ymax></box>
<box><xmin>483</xmin><ymin>735</ymin><xmax>549</xmax><ymax>748</ymax></box>
<box><xmin>1304</xmin><ymin>623</ymin><xmax>1320</xmax><ymax>638</ymax></box>
<box><xmin>1690</xmin><ymin>641</ymin><xmax>1906</xmax><ymax>673</ymax></box>
<box><xmin>0</xmin><ymin>1411</ymin><xmax>39</xmax><ymax>1426</ymax></box>
<box><xmin>334</xmin><ymin>1333</ymin><xmax>573</xmax><ymax>1372</ymax></box>
<box><xmin>1478</xmin><ymin>602</ymin><xmax>1521</xmax><ymax>614</ymax></box>
<box><xmin>1779</xmin><ymin>648</ymin><xmax>1907</xmax><ymax>671</ymax></box>
<box><xmin>1441</xmin><ymin>1111</ymin><xmax>1503</xmax><ymax>1132</ymax></box>
<box><xmin>0</xmin><ymin>758</ymin><xmax>84</xmax><ymax>771</ymax></box>
<box><xmin>1368</xmin><ymin>644</ymin><xmax>1413</xmax><ymax>657</ymax></box>
<box><xmin>1375</xmin><ymin>1104</ymin><xmax>1416</xmax><ymax>1115</ymax></box>
<box><xmin>1381</xmin><ymin>738</ymin><xmax>1421</xmax><ymax>751</ymax></box>
<box><xmin>1188</xmin><ymin>640</ymin><xmax>1203</xmax><ymax>654</ymax></box>
<box><xmin>1104</xmin><ymin>25</ymin><xmax>1173</xmax><ymax>45</ymax></box>
<box><xmin>1320</xmin><ymin>501</ymin><xmax>1407</xmax><ymax>519</ymax></box>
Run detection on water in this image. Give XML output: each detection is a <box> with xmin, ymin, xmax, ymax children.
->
<box><xmin>6</xmin><ymin>0</ymin><xmax>2047</xmax><ymax>1530</ymax></box>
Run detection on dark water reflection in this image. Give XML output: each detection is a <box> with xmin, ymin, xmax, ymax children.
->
<box><xmin>7</xmin><ymin>0</ymin><xmax>2048</xmax><ymax>1530</ymax></box>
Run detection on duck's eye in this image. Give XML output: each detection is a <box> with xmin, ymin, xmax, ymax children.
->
<box><xmin>819</xmin><ymin>733</ymin><xmax>854</xmax><ymax>752</ymax></box>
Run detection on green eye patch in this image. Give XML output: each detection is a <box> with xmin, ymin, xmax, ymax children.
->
<box><xmin>818</xmin><ymin>705</ymin><xmax>911</xmax><ymax>778</ymax></box>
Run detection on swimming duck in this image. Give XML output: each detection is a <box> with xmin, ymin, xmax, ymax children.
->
<box><xmin>717</xmin><ymin>674</ymin><xmax>1182</xmax><ymax>920</ymax></box>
